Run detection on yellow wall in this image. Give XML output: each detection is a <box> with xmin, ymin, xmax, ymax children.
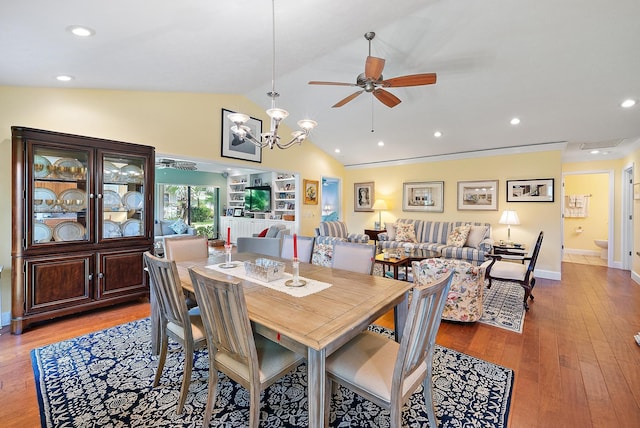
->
<box><xmin>563</xmin><ymin>173</ymin><xmax>609</xmax><ymax>254</ymax></box>
<box><xmin>343</xmin><ymin>151</ymin><xmax>563</xmax><ymax>277</ymax></box>
<box><xmin>0</xmin><ymin>86</ymin><xmax>344</xmax><ymax>317</ymax></box>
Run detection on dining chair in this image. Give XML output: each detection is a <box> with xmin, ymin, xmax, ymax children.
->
<box><xmin>485</xmin><ymin>231</ymin><xmax>543</xmax><ymax>310</ymax></box>
<box><xmin>281</xmin><ymin>235</ymin><xmax>315</xmax><ymax>263</ymax></box>
<box><xmin>188</xmin><ymin>267</ymin><xmax>305</xmax><ymax>428</ymax></box>
<box><xmin>163</xmin><ymin>235</ymin><xmax>209</xmax><ymax>262</ymax></box>
<box><xmin>324</xmin><ymin>270</ymin><xmax>453</xmax><ymax>428</ymax></box>
<box><xmin>143</xmin><ymin>252</ymin><xmax>206</xmax><ymax>415</ymax></box>
<box><xmin>331</xmin><ymin>241</ymin><xmax>376</xmax><ymax>274</ymax></box>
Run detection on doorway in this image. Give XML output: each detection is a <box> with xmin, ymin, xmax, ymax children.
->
<box><xmin>321</xmin><ymin>176</ymin><xmax>341</xmax><ymax>221</ymax></box>
<box><xmin>562</xmin><ymin>170</ymin><xmax>613</xmax><ymax>267</ymax></box>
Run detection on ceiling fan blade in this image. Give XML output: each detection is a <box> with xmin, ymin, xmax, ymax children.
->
<box><xmin>365</xmin><ymin>56</ymin><xmax>385</xmax><ymax>80</ymax></box>
<box><xmin>373</xmin><ymin>88</ymin><xmax>401</xmax><ymax>108</ymax></box>
<box><xmin>381</xmin><ymin>73</ymin><xmax>437</xmax><ymax>87</ymax></box>
<box><xmin>332</xmin><ymin>90</ymin><xmax>364</xmax><ymax>108</ymax></box>
<box><xmin>308</xmin><ymin>81</ymin><xmax>355</xmax><ymax>86</ymax></box>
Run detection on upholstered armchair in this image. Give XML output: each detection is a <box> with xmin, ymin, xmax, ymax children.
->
<box><xmin>315</xmin><ymin>221</ymin><xmax>369</xmax><ymax>243</ymax></box>
<box><xmin>412</xmin><ymin>258</ymin><xmax>486</xmax><ymax>322</ymax></box>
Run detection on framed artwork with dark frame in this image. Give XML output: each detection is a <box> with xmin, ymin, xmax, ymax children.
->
<box><xmin>402</xmin><ymin>181</ymin><xmax>444</xmax><ymax>212</ymax></box>
<box><xmin>233</xmin><ymin>207</ymin><xmax>243</xmax><ymax>217</ymax></box>
<box><xmin>354</xmin><ymin>181</ymin><xmax>375</xmax><ymax>212</ymax></box>
<box><xmin>303</xmin><ymin>179</ymin><xmax>319</xmax><ymax>205</ymax></box>
<box><xmin>221</xmin><ymin>108</ymin><xmax>263</xmax><ymax>163</ymax></box>
<box><xmin>506</xmin><ymin>178</ymin><xmax>554</xmax><ymax>202</ymax></box>
<box><xmin>457</xmin><ymin>180</ymin><xmax>499</xmax><ymax>211</ymax></box>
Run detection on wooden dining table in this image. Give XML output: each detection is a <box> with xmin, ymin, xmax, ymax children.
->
<box><xmin>175</xmin><ymin>252</ymin><xmax>413</xmax><ymax>428</ymax></box>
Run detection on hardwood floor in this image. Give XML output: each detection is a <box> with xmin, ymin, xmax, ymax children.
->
<box><xmin>1</xmin><ymin>262</ymin><xmax>639</xmax><ymax>427</ymax></box>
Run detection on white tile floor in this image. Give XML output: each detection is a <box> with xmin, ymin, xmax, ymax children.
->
<box><xmin>562</xmin><ymin>253</ymin><xmax>608</xmax><ymax>266</ymax></box>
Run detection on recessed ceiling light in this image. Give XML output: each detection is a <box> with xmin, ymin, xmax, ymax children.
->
<box><xmin>334</xmin><ymin>149</ymin><xmax>341</xmax><ymax>154</ymax></box>
<box><xmin>377</xmin><ymin>141</ymin><xmax>384</xmax><ymax>147</ymax></box>
<box><xmin>510</xmin><ymin>117</ymin><xmax>520</xmax><ymax>125</ymax></box>
<box><xmin>434</xmin><ymin>131</ymin><xmax>442</xmax><ymax>137</ymax></box>
<box><xmin>67</xmin><ymin>25</ymin><xmax>95</xmax><ymax>37</ymax></box>
<box><xmin>590</xmin><ymin>150</ymin><xmax>600</xmax><ymax>154</ymax></box>
<box><xmin>621</xmin><ymin>99</ymin><xmax>636</xmax><ymax>108</ymax></box>
<box><xmin>56</xmin><ymin>75</ymin><xmax>74</xmax><ymax>82</ymax></box>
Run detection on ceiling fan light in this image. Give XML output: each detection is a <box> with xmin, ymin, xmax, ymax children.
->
<box><xmin>228</xmin><ymin>112</ymin><xmax>249</xmax><ymax>125</ymax></box>
<box><xmin>267</xmin><ymin>108</ymin><xmax>289</xmax><ymax>121</ymax></box>
<box><xmin>297</xmin><ymin>119</ymin><xmax>317</xmax><ymax>130</ymax></box>
<box><xmin>621</xmin><ymin>99</ymin><xmax>636</xmax><ymax>108</ymax></box>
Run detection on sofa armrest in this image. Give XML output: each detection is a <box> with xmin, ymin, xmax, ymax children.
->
<box><xmin>478</xmin><ymin>238</ymin><xmax>493</xmax><ymax>254</ymax></box>
<box><xmin>347</xmin><ymin>233</ymin><xmax>370</xmax><ymax>244</ymax></box>
<box><xmin>377</xmin><ymin>232</ymin><xmax>389</xmax><ymax>241</ymax></box>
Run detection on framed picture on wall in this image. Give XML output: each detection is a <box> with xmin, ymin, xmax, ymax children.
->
<box><xmin>402</xmin><ymin>181</ymin><xmax>444</xmax><ymax>212</ymax></box>
<box><xmin>506</xmin><ymin>178</ymin><xmax>554</xmax><ymax>202</ymax></box>
<box><xmin>457</xmin><ymin>180</ymin><xmax>499</xmax><ymax>210</ymax></box>
<box><xmin>221</xmin><ymin>108</ymin><xmax>262</xmax><ymax>163</ymax></box>
<box><xmin>354</xmin><ymin>181</ymin><xmax>374</xmax><ymax>212</ymax></box>
<box><xmin>303</xmin><ymin>179</ymin><xmax>319</xmax><ymax>205</ymax></box>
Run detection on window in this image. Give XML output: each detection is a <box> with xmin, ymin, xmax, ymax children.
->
<box><xmin>157</xmin><ymin>184</ymin><xmax>220</xmax><ymax>239</ymax></box>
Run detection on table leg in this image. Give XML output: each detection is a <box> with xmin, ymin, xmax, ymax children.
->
<box><xmin>393</xmin><ymin>291</ymin><xmax>409</xmax><ymax>342</ymax></box>
<box><xmin>307</xmin><ymin>347</ymin><xmax>326</xmax><ymax>428</ymax></box>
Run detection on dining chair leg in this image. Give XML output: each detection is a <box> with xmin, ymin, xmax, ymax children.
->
<box><xmin>203</xmin><ymin>362</ymin><xmax>219</xmax><ymax>427</ymax></box>
<box><xmin>176</xmin><ymin>343</ymin><xmax>194</xmax><ymax>414</ymax></box>
<box><xmin>423</xmin><ymin>361</ymin><xmax>438</xmax><ymax>428</ymax></box>
<box><xmin>153</xmin><ymin>332</ymin><xmax>168</xmax><ymax>387</ymax></box>
<box><xmin>249</xmin><ymin>383</ymin><xmax>261</xmax><ymax>428</ymax></box>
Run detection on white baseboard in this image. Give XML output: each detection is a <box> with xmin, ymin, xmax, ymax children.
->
<box><xmin>632</xmin><ymin>270</ymin><xmax>640</xmax><ymax>285</ymax></box>
<box><xmin>564</xmin><ymin>248</ymin><xmax>601</xmax><ymax>257</ymax></box>
<box><xmin>1</xmin><ymin>311</ymin><xmax>10</xmax><ymax>328</ymax></box>
<box><xmin>535</xmin><ymin>269</ymin><xmax>561</xmax><ymax>281</ymax></box>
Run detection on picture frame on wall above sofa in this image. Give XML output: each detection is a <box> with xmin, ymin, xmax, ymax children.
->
<box><xmin>402</xmin><ymin>181</ymin><xmax>444</xmax><ymax>212</ymax></box>
<box><xmin>457</xmin><ymin>180</ymin><xmax>498</xmax><ymax>211</ymax></box>
<box><xmin>354</xmin><ymin>181</ymin><xmax>375</xmax><ymax>211</ymax></box>
<box><xmin>221</xmin><ymin>108</ymin><xmax>263</xmax><ymax>163</ymax></box>
<box><xmin>506</xmin><ymin>178</ymin><xmax>554</xmax><ymax>202</ymax></box>
<box><xmin>303</xmin><ymin>179</ymin><xmax>319</xmax><ymax>205</ymax></box>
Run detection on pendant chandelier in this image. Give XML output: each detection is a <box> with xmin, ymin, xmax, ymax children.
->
<box><xmin>227</xmin><ymin>0</ymin><xmax>317</xmax><ymax>150</ymax></box>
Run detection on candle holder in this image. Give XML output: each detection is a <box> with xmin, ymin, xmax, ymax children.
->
<box><xmin>285</xmin><ymin>258</ymin><xmax>306</xmax><ymax>287</ymax></box>
<box><xmin>219</xmin><ymin>243</ymin><xmax>235</xmax><ymax>268</ymax></box>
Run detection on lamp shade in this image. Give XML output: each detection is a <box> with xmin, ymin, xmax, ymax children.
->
<box><xmin>499</xmin><ymin>210</ymin><xmax>520</xmax><ymax>225</ymax></box>
<box><xmin>372</xmin><ymin>199</ymin><xmax>388</xmax><ymax>210</ymax></box>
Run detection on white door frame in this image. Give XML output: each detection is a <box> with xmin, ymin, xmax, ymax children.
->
<box><xmin>621</xmin><ymin>163</ymin><xmax>634</xmax><ymax>271</ymax></box>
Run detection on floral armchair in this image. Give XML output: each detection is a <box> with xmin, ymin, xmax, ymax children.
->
<box><xmin>412</xmin><ymin>258</ymin><xmax>486</xmax><ymax>322</ymax></box>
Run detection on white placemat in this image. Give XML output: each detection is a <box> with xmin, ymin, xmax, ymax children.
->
<box><xmin>205</xmin><ymin>263</ymin><xmax>332</xmax><ymax>297</ymax></box>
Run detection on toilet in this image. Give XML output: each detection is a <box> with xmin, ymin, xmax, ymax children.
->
<box><xmin>594</xmin><ymin>239</ymin><xmax>608</xmax><ymax>259</ymax></box>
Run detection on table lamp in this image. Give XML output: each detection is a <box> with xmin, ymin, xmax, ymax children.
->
<box><xmin>372</xmin><ymin>199</ymin><xmax>388</xmax><ymax>230</ymax></box>
<box><xmin>499</xmin><ymin>210</ymin><xmax>520</xmax><ymax>244</ymax></box>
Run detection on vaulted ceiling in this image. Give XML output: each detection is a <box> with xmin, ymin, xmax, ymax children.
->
<box><xmin>2</xmin><ymin>0</ymin><xmax>639</xmax><ymax>167</ymax></box>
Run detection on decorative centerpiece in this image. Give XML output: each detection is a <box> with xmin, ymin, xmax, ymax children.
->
<box><xmin>244</xmin><ymin>258</ymin><xmax>286</xmax><ymax>282</ymax></box>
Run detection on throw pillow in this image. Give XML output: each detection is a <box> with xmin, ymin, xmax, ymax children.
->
<box><xmin>447</xmin><ymin>224</ymin><xmax>471</xmax><ymax>248</ymax></box>
<box><xmin>386</xmin><ymin>222</ymin><xmax>397</xmax><ymax>241</ymax></box>
<box><xmin>169</xmin><ymin>218</ymin><xmax>189</xmax><ymax>235</ymax></box>
<box><xmin>395</xmin><ymin>223</ymin><xmax>418</xmax><ymax>243</ymax></box>
<box><xmin>257</xmin><ymin>228</ymin><xmax>269</xmax><ymax>237</ymax></box>
<box><xmin>465</xmin><ymin>225</ymin><xmax>488</xmax><ymax>248</ymax></box>
<box><xmin>265</xmin><ymin>225</ymin><xmax>282</xmax><ymax>238</ymax></box>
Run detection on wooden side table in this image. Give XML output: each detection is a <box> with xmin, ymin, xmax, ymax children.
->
<box><xmin>374</xmin><ymin>253</ymin><xmax>410</xmax><ymax>281</ymax></box>
<box><xmin>364</xmin><ymin>229</ymin><xmax>386</xmax><ymax>243</ymax></box>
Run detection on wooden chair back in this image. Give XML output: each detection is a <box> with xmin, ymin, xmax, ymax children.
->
<box><xmin>331</xmin><ymin>241</ymin><xmax>376</xmax><ymax>274</ymax></box>
<box><xmin>281</xmin><ymin>235</ymin><xmax>315</xmax><ymax>263</ymax></box>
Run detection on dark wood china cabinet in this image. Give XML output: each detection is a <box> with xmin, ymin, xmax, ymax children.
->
<box><xmin>11</xmin><ymin>127</ymin><xmax>155</xmax><ymax>334</ymax></box>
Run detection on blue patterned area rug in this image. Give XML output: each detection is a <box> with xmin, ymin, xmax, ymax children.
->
<box><xmin>31</xmin><ymin>319</ymin><xmax>513</xmax><ymax>428</ymax></box>
<box><xmin>480</xmin><ymin>280</ymin><xmax>527</xmax><ymax>333</ymax></box>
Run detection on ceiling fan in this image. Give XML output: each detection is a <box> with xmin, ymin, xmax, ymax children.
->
<box><xmin>309</xmin><ymin>32</ymin><xmax>437</xmax><ymax>108</ymax></box>
<box><xmin>155</xmin><ymin>158</ymin><xmax>197</xmax><ymax>171</ymax></box>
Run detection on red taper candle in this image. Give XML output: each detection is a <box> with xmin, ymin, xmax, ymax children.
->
<box><xmin>227</xmin><ymin>227</ymin><xmax>230</xmax><ymax>245</ymax></box>
<box><xmin>293</xmin><ymin>233</ymin><xmax>298</xmax><ymax>259</ymax></box>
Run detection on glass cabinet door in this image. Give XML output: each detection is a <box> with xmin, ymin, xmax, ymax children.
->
<box><xmin>32</xmin><ymin>146</ymin><xmax>91</xmax><ymax>246</ymax></box>
<box><xmin>100</xmin><ymin>154</ymin><xmax>146</xmax><ymax>240</ymax></box>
